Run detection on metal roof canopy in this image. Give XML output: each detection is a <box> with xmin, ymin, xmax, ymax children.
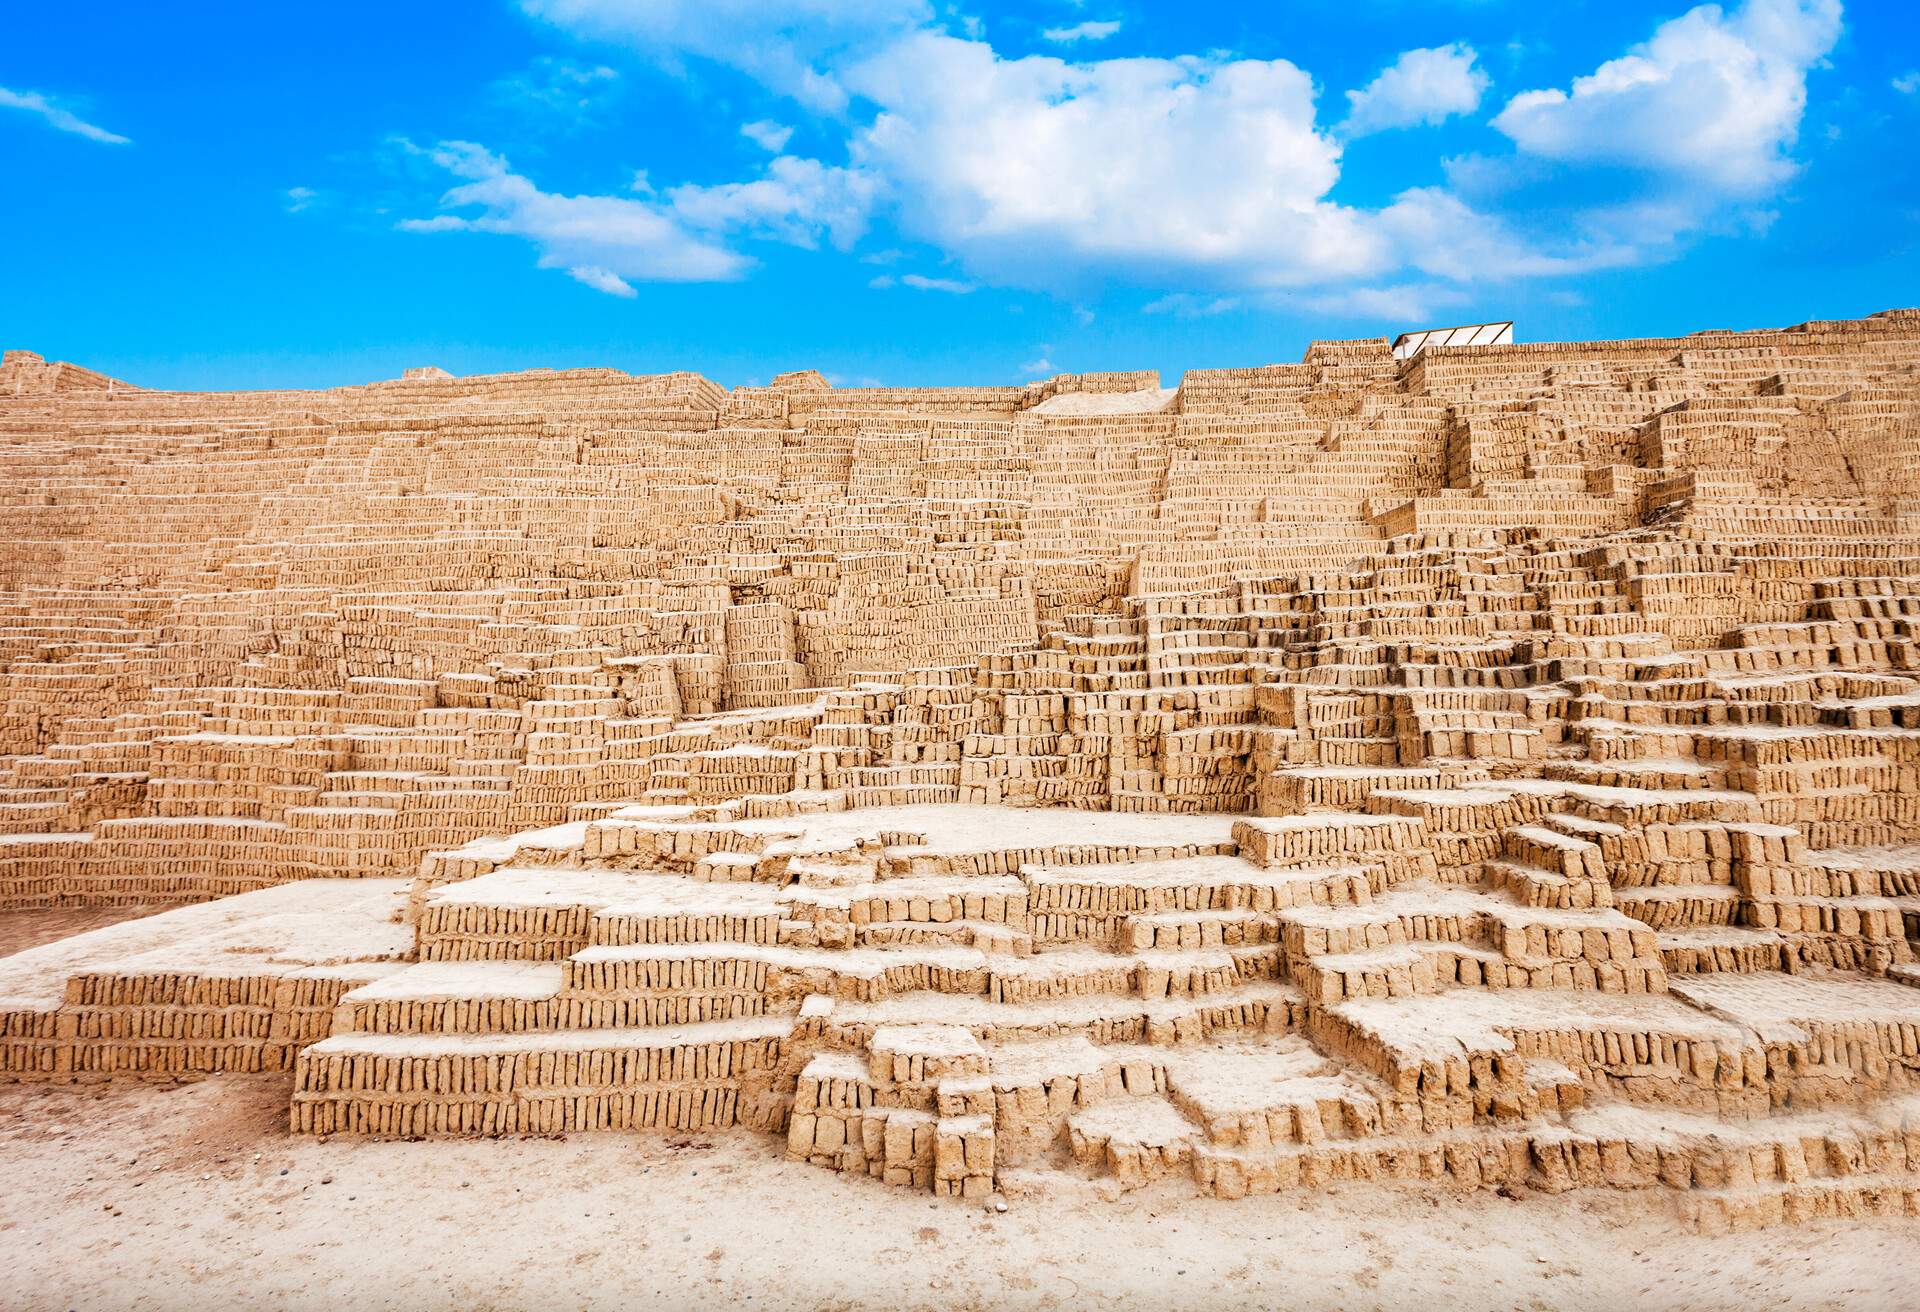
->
<box><xmin>1391</xmin><ymin>321</ymin><xmax>1514</xmax><ymax>360</ymax></box>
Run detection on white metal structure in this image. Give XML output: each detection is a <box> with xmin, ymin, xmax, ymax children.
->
<box><xmin>1391</xmin><ymin>321</ymin><xmax>1514</xmax><ymax>360</ymax></box>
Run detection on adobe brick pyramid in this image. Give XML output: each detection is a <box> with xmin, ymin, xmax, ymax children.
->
<box><xmin>2</xmin><ymin>314</ymin><xmax>1919</xmax><ymax>1225</ymax></box>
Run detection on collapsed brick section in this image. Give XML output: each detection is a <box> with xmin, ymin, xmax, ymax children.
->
<box><xmin>4</xmin><ymin>312</ymin><xmax>1920</xmax><ymax>1224</ymax></box>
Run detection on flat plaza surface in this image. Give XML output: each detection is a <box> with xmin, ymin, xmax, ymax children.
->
<box><xmin>1</xmin><ymin>1073</ymin><xmax>1914</xmax><ymax>1312</ymax></box>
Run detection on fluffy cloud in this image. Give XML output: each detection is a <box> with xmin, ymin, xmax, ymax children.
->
<box><xmin>667</xmin><ymin>154</ymin><xmax>879</xmax><ymax>249</ymax></box>
<box><xmin>1375</xmin><ymin>187</ymin><xmax>1636</xmax><ymax>282</ymax></box>
<box><xmin>399</xmin><ymin>140</ymin><xmax>883</xmax><ymax>294</ymax></box>
<box><xmin>1491</xmin><ymin>0</ymin><xmax>1842</xmax><ymax>193</ymax></box>
<box><xmin>1343</xmin><ymin>44</ymin><xmax>1489</xmax><ymax>137</ymax></box>
<box><xmin>845</xmin><ymin>34</ymin><xmax>1386</xmax><ymax>290</ymax></box>
<box><xmin>1894</xmin><ymin>71</ymin><xmax>1919</xmax><ymax>95</ymax></box>
<box><xmin>494</xmin><ymin>0</ymin><xmax>1846</xmax><ymax>311</ymax></box>
<box><xmin>870</xmin><ymin>272</ymin><xmax>974</xmax><ymax>292</ymax></box>
<box><xmin>568</xmin><ymin>264</ymin><xmax>641</xmax><ymax>297</ymax></box>
<box><xmin>519</xmin><ymin>0</ymin><xmax>930</xmax><ymax>110</ymax></box>
<box><xmin>398</xmin><ymin>141</ymin><xmax>748</xmax><ymax>293</ymax></box>
<box><xmin>0</xmin><ymin>85</ymin><xmax>129</xmax><ymax>144</ymax></box>
<box><xmin>740</xmin><ymin>119</ymin><xmax>793</xmax><ymax>151</ymax></box>
<box><xmin>1043</xmin><ymin>21</ymin><xmax>1121</xmax><ymax>44</ymax></box>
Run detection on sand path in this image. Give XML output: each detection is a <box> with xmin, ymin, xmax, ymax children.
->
<box><xmin>2</xmin><ymin>1075</ymin><xmax>1914</xmax><ymax>1311</ymax></box>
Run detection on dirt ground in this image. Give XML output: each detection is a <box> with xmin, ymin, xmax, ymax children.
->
<box><xmin>1</xmin><ymin>1075</ymin><xmax>1915</xmax><ymax>1312</ymax></box>
<box><xmin>0</xmin><ymin>905</ymin><xmax>182</xmax><ymax>957</ymax></box>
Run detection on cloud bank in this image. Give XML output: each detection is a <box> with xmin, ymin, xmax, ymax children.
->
<box><xmin>397</xmin><ymin>0</ymin><xmax>1847</xmax><ymax>307</ymax></box>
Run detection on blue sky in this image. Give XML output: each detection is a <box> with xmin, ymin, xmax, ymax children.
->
<box><xmin>2</xmin><ymin>1</ymin><xmax>1916</xmax><ymax>390</ymax></box>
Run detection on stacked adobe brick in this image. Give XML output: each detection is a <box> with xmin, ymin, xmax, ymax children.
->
<box><xmin>3</xmin><ymin>316</ymin><xmax>1920</xmax><ymax>1223</ymax></box>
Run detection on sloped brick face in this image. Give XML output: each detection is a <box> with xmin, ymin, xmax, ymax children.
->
<box><xmin>5</xmin><ymin>316</ymin><xmax>1920</xmax><ymax>1217</ymax></box>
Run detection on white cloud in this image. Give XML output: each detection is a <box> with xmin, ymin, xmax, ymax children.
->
<box><xmin>1043</xmin><ymin>20</ymin><xmax>1121</xmax><ymax>44</ymax></box>
<box><xmin>285</xmin><ymin>186</ymin><xmax>318</xmax><ymax>213</ymax></box>
<box><xmin>1376</xmin><ymin>186</ymin><xmax>1636</xmax><ymax>282</ymax></box>
<box><xmin>741</xmin><ymin>119</ymin><xmax>794</xmax><ymax>151</ymax></box>
<box><xmin>1343</xmin><ymin>43</ymin><xmax>1489</xmax><ymax>137</ymax></box>
<box><xmin>519</xmin><ymin>0</ymin><xmax>931</xmax><ymax>111</ymax></box>
<box><xmin>845</xmin><ymin>34</ymin><xmax>1386</xmax><ymax>291</ymax></box>
<box><xmin>869</xmin><ymin>272</ymin><xmax>973</xmax><ymax>291</ymax></box>
<box><xmin>398</xmin><ymin>140</ymin><xmax>749</xmax><ymax>289</ymax></box>
<box><xmin>1143</xmin><ymin>293</ymin><xmax>1241</xmax><ymax>317</ymax></box>
<box><xmin>510</xmin><ymin>0</ymin><xmax>1850</xmax><ymax>307</ymax></box>
<box><xmin>567</xmin><ymin>264</ymin><xmax>640</xmax><ymax>296</ymax></box>
<box><xmin>1491</xmin><ymin>0</ymin><xmax>1842</xmax><ymax>194</ymax></box>
<box><xmin>667</xmin><ymin>154</ymin><xmax>879</xmax><ymax>249</ymax></box>
<box><xmin>1895</xmin><ymin>72</ymin><xmax>1920</xmax><ymax>95</ymax></box>
<box><xmin>0</xmin><ymin>85</ymin><xmax>129</xmax><ymax>144</ymax></box>
<box><xmin>1020</xmin><ymin>350</ymin><xmax>1055</xmax><ymax>375</ymax></box>
<box><xmin>399</xmin><ymin>140</ymin><xmax>883</xmax><ymax>294</ymax></box>
<box><xmin>1300</xmin><ymin>282</ymin><xmax>1471</xmax><ymax>321</ymax></box>
<box><xmin>493</xmin><ymin>57</ymin><xmax>620</xmax><ymax>123</ymax></box>
<box><xmin>899</xmin><ymin>272</ymin><xmax>973</xmax><ymax>292</ymax></box>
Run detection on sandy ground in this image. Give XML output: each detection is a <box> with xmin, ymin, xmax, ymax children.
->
<box><xmin>2</xmin><ymin>1075</ymin><xmax>1916</xmax><ymax>1312</ymax></box>
<box><xmin>0</xmin><ymin>905</ymin><xmax>181</xmax><ymax>957</ymax></box>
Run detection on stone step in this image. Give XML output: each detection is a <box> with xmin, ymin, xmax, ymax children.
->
<box><xmin>1613</xmin><ymin>884</ymin><xmax>1743</xmax><ymax>929</ymax></box>
<box><xmin>1120</xmin><ymin>909</ymin><xmax>1280</xmax><ymax>951</ymax></box>
<box><xmin>1276</xmin><ymin>886</ymin><xmax>1489</xmax><ymax>958</ymax></box>
<box><xmin>570</xmin><ymin>941</ymin><xmax>986</xmax><ymax>1005</ymax></box>
<box><xmin>1162</xmin><ymin>1039</ymin><xmax>1412</xmax><ymax>1150</ymax></box>
<box><xmin>1231</xmin><ymin>813</ymin><xmax>1433</xmax><ymax>878</ymax></box>
<box><xmin>290</xmin><ymin>1016</ymin><xmax>794</xmax><ymax>1136</ymax></box>
<box><xmin>1657</xmin><ymin>927</ymin><xmax>1787</xmax><ymax>975</ymax></box>
<box><xmin>1502</xmin><ymin>823</ymin><xmax>1607</xmax><ymax>879</ymax></box>
<box><xmin>1687</xmin><ymin>1177</ymin><xmax>1920</xmax><ymax>1233</ymax></box>
<box><xmin>1800</xmin><ymin>845</ymin><xmax>1920</xmax><ymax>898</ymax></box>
<box><xmin>1536</xmin><ymin>782</ymin><xmax>1764</xmax><ymax>826</ymax></box>
<box><xmin>1265</xmin><ymin>764</ymin><xmax>1490</xmax><ymax>814</ymax></box>
<box><xmin>419</xmin><ymin>867</ymin><xmax>801</xmax><ymax>959</ymax></box>
<box><xmin>1484</xmin><ymin>858</ymin><xmax>1614</xmax><ymax>910</ymax></box>
<box><xmin>585</xmin><ymin>886</ymin><xmax>788</xmax><ymax>947</ymax></box>
<box><xmin>814</xmin><ymin>980</ymin><xmax>1308</xmax><ymax>1049</ymax></box>
<box><xmin>1024</xmin><ymin>856</ymin><xmax>1380</xmax><ymax>947</ymax></box>
<box><xmin>1067</xmin><ymin>1094</ymin><xmax>1198</xmax><ymax>1186</ymax></box>
<box><xmin>853</xmin><ymin>918</ymin><xmax>1034</xmax><ymax>954</ymax></box>
<box><xmin>845</xmin><ymin>875</ymin><xmax>1029</xmax><ymax>930</ymax></box>
<box><xmin>335</xmin><ymin>958</ymin><xmax>787</xmax><ymax>1034</ymax></box>
<box><xmin>1294</xmin><ymin>941</ymin><xmax>1504</xmax><ymax>1002</ymax></box>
